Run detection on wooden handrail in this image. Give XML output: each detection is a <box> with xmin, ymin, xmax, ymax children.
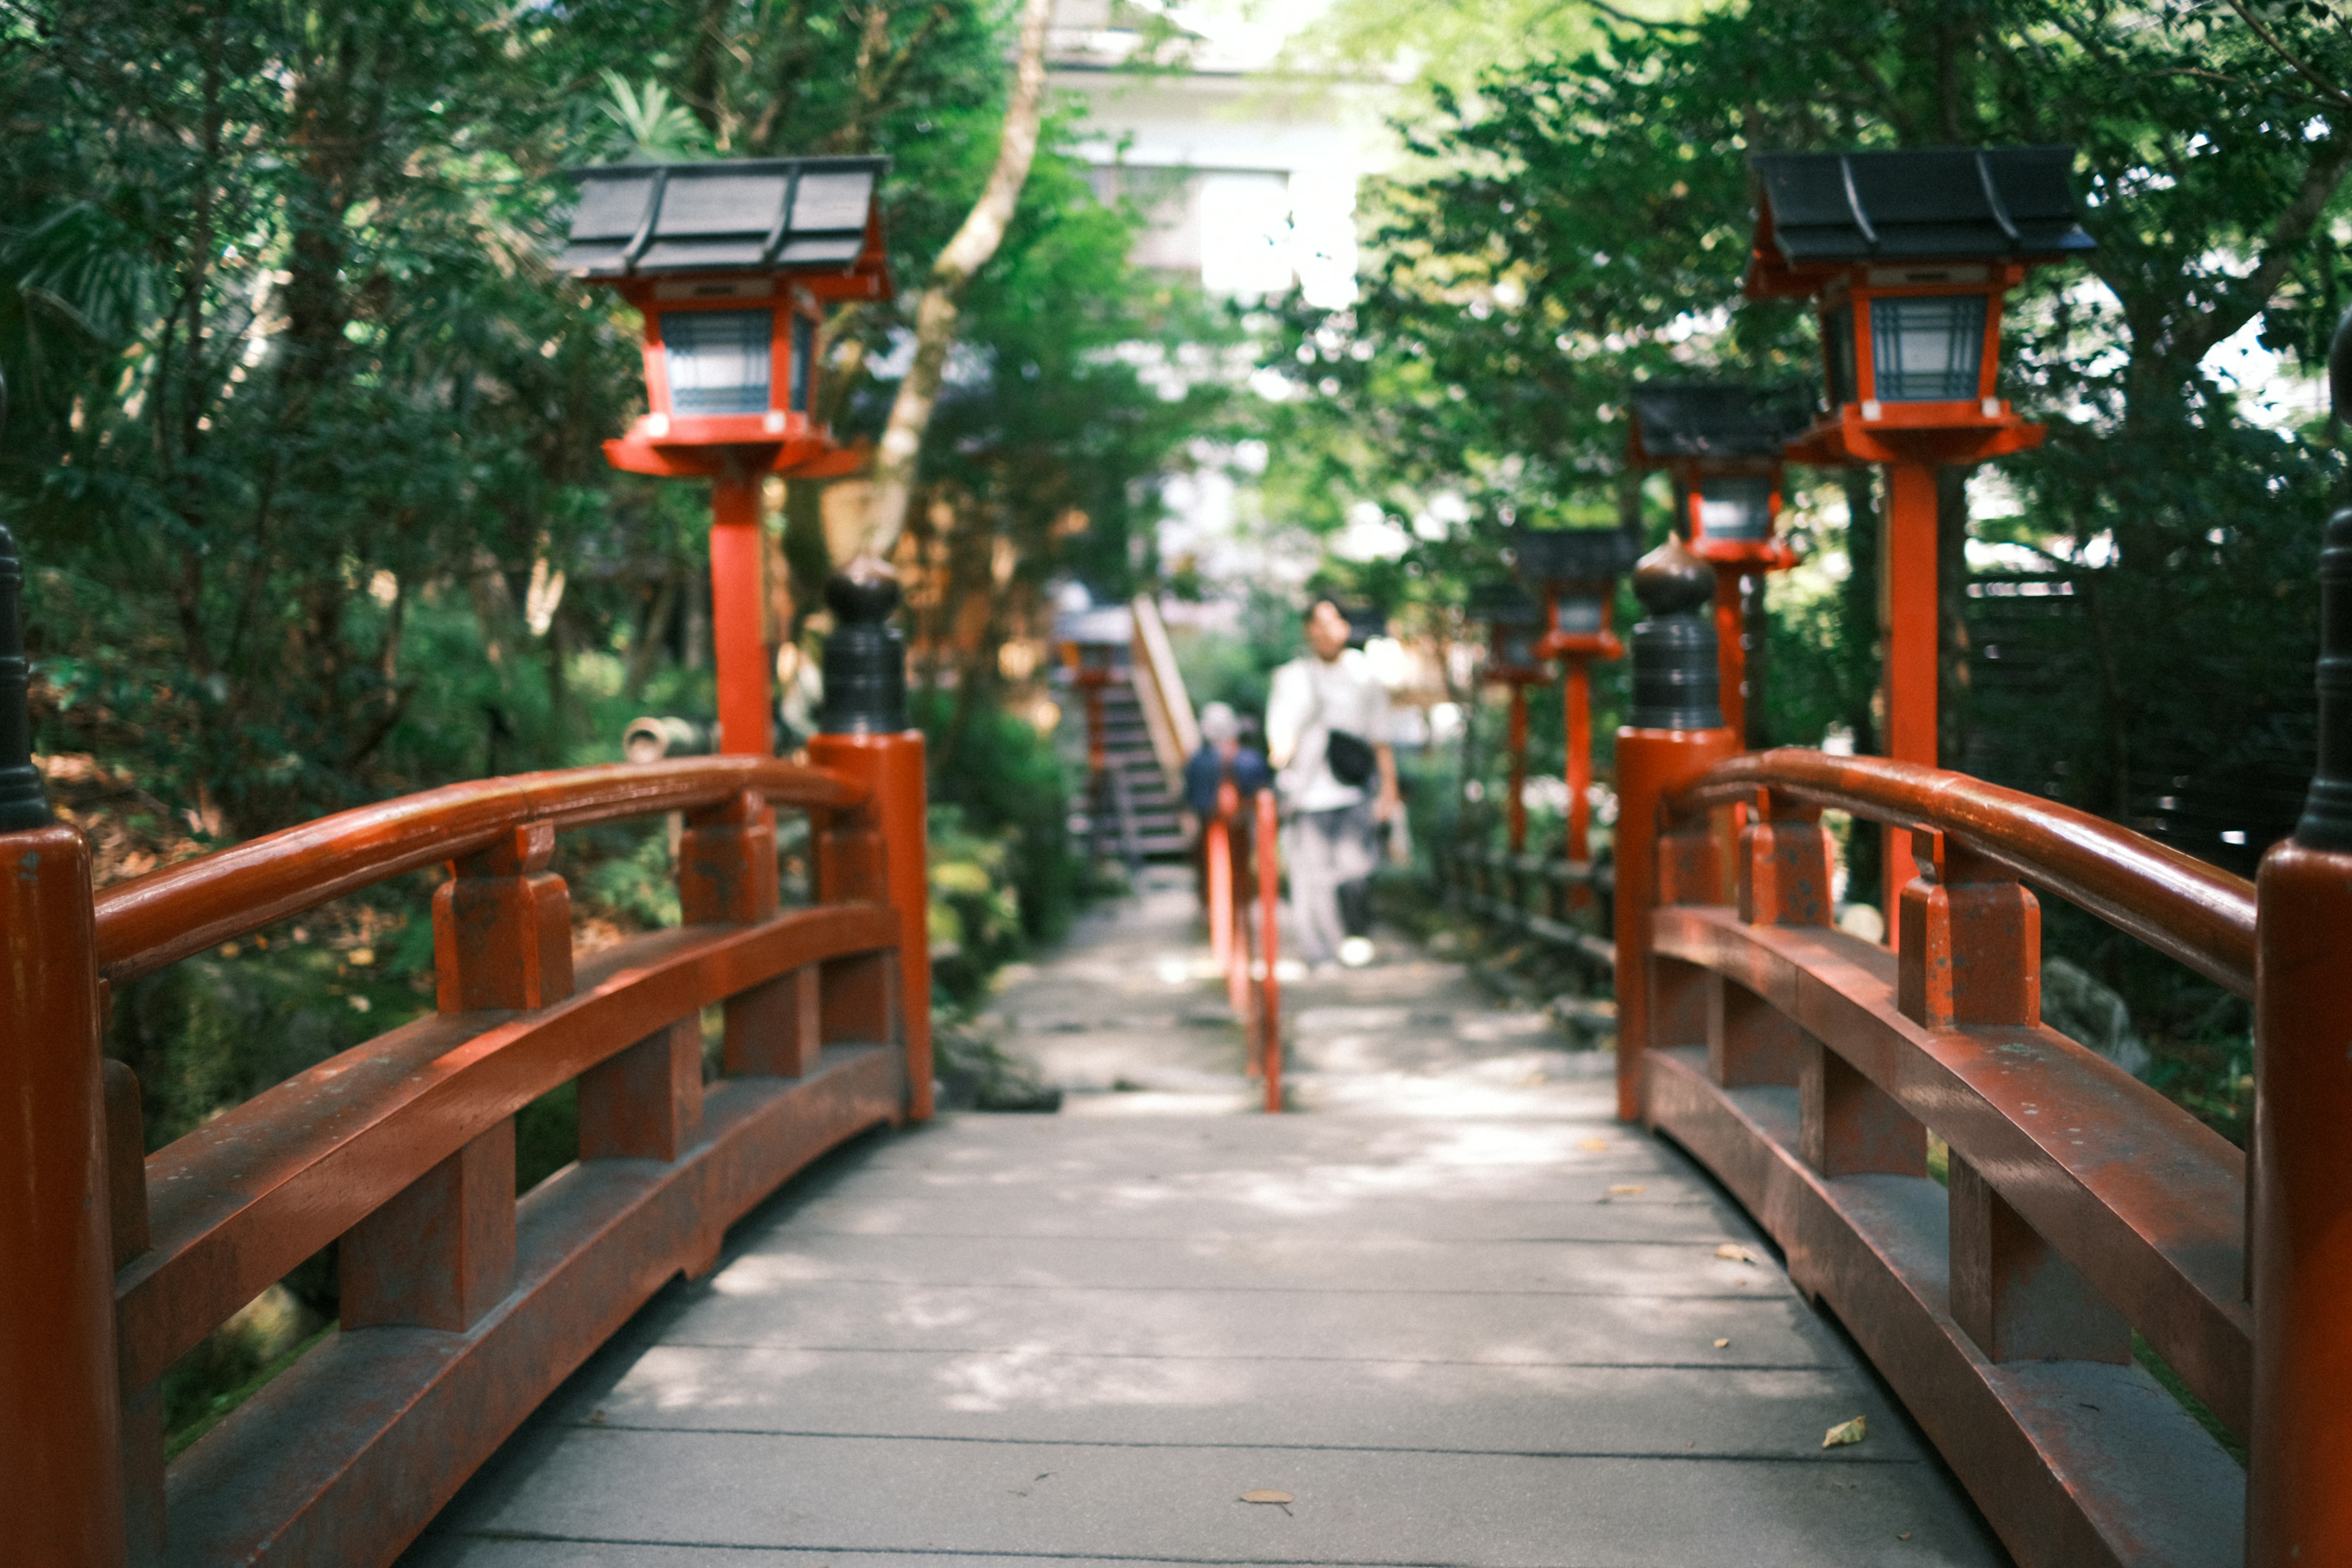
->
<box><xmin>1672</xmin><ymin>748</ymin><xmax>2256</xmax><ymax>997</ymax></box>
<box><xmin>92</xmin><ymin>757</ymin><xmax>870</xmax><ymax>986</ymax></box>
<box><xmin>1129</xmin><ymin>593</ymin><xmax>1199</xmax><ymax>793</ymax></box>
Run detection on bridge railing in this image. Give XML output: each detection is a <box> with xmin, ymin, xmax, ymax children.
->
<box><xmin>1204</xmin><ymin>782</ymin><xmax>1284</xmax><ymax>1112</ymax></box>
<box><xmin>1430</xmin><ymin>840</ymin><xmax>1616</xmax><ymax>968</ymax></box>
<box><xmin>0</xmin><ymin>540</ymin><xmax>933</xmax><ymax>1567</ymax></box>
<box><xmin>1616</xmin><ymin>742</ymin><xmax>2249</xmax><ymax>1566</ymax></box>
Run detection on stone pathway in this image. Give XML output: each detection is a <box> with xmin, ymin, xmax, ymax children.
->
<box><xmin>407</xmin><ymin>870</ymin><xmax>2008</xmax><ymax>1567</ymax></box>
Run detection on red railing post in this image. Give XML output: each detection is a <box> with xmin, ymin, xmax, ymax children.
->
<box><xmin>1613</xmin><ymin>538</ymin><xmax>1738</xmax><ymax>1123</ymax></box>
<box><xmin>0</xmin><ymin>524</ymin><xmax>130</xmax><ymax>1568</ymax></box>
<box><xmin>2251</xmin><ymin>470</ymin><xmax>2352</xmax><ymax>1562</ymax></box>
<box><xmin>807</xmin><ymin>563</ymin><xmax>932</xmax><ymax>1121</ymax></box>
<box><xmin>709</xmin><ymin>473</ymin><xmax>774</xmax><ymax>757</ymax></box>
<box><xmin>1255</xmin><ymin>785</ymin><xmax>1283</xmax><ymax>1113</ymax></box>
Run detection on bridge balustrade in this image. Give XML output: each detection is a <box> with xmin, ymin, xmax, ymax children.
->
<box><xmin>1616</xmin><ymin>745</ymin><xmax>2251</xmax><ymax>1566</ymax></box>
<box><xmin>0</xmin><ymin>536</ymin><xmax>933</xmax><ymax>1567</ymax></box>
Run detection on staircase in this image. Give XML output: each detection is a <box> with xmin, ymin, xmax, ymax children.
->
<box><xmin>1068</xmin><ymin>668</ymin><xmax>1194</xmax><ymax>861</ymax></box>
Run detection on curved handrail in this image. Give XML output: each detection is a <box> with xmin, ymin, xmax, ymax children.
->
<box><xmin>93</xmin><ymin>756</ymin><xmax>870</xmax><ymax>986</ymax></box>
<box><xmin>1673</xmin><ymin>748</ymin><xmax>2256</xmax><ymax>997</ymax></box>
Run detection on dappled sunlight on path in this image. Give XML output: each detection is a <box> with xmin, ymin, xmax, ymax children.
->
<box><xmin>406</xmin><ymin>871</ymin><xmax>2011</xmax><ymax>1568</ymax></box>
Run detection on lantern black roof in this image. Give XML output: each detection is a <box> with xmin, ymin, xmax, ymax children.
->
<box><xmin>554</xmin><ymin>157</ymin><xmax>888</xmax><ymax>279</ymax></box>
<box><xmin>1508</xmin><ymin>527</ymin><xmax>1641</xmax><ymax>586</ymax></box>
<box><xmin>1748</xmin><ymin>146</ymin><xmax>2094</xmax><ymax>279</ymax></box>
<box><xmin>1627</xmin><ymin>382</ymin><xmax>1815</xmax><ymax>463</ymax></box>
<box><xmin>1468</xmin><ymin>581</ymin><xmax>1543</xmax><ymax>627</ymax></box>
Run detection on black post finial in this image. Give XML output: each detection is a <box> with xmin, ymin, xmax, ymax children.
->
<box><xmin>0</xmin><ymin>521</ymin><xmax>55</xmax><ymax>832</ymax></box>
<box><xmin>1626</xmin><ymin>534</ymin><xmax>1724</xmax><ymax>732</ymax></box>
<box><xmin>817</xmin><ymin>556</ymin><xmax>910</xmax><ymax>735</ymax></box>
<box><xmin>2294</xmin><ymin>309</ymin><xmax>2352</xmax><ymax>848</ymax></box>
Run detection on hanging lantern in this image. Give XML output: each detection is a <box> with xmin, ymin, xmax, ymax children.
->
<box><xmin>1744</xmin><ymin>146</ymin><xmax>2094</xmax><ymax>466</ymax></box>
<box><xmin>556</xmin><ymin>157</ymin><xmax>894</xmax><ymax>478</ymax></box>
<box><xmin>1470</xmin><ymin>582</ymin><xmax>1548</xmax><ymax>685</ymax></box>
<box><xmin>1508</xmin><ymin>527</ymin><xmax>1639</xmax><ymax>661</ymax></box>
<box><xmin>1626</xmin><ymin>383</ymin><xmax>1814</xmax><ymax>568</ymax></box>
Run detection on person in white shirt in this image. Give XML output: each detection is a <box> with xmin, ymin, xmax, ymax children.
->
<box><xmin>1266</xmin><ymin>600</ymin><xmax>1400</xmax><ymax>970</ymax></box>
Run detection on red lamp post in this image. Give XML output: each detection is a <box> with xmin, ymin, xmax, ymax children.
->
<box><xmin>1745</xmin><ymin>146</ymin><xmax>2094</xmax><ymax>914</ymax></box>
<box><xmin>1469</xmin><ymin>582</ymin><xmax>1551</xmax><ymax>853</ymax></box>
<box><xmin>1508</xmin><ymin>527</ymin><xmax>1638</xmax><ymax>863</ymax></box>
<box><xmin>557</xmin><ymin>157</ymin><xmax>895</xmax><ymax>755</ymax></box>
<box><xmin>1626</xmin><ymin>383</ymin><xmax>1814</xmax><ymax>749</ymax></box>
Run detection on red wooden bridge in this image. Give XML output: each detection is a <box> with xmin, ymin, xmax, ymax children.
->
<box><xmin>4</xmin><ymin>494</ymin><xmax>2350</xmax><ymax>1566</ymax></box>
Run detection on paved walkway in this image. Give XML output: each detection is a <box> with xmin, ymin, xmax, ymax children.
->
<box><xmin>409</xmin><ymin>872</ymin><xmax>2007</xmax><ymax>1567</ymax></box>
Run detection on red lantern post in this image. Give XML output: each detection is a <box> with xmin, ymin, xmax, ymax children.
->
<box><xmin>1745</xmin><ymin>146</ymin><xmax>2095</xmax><ymax>920</ymax></box>
<box><xmin>1510</xmin><ymin>527</ymin><xmax>1637</xmax><ymax>863</ymax></box>
<box><xmin>557</xmin><ymin>159</ymin><xmax>896</xmax><ymax>755</ymax></box>
<box><xmin>1470</xmin><ymin>583</ymin><xmax>1550</xmax><ymax>853</ymax></box>
<box><xmin>1626</xmin><ymin>383</ymin><xmax>1814</xmax><ymax>748</ymax></box>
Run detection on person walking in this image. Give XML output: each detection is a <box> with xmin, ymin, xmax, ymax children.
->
<box><xmin>1267</xmin><ymin>599</ymin><xmax>1398</xmax><ymax>971</ymax></box>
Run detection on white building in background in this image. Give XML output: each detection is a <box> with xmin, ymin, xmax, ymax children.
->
<box><xmin>1049</xmin><ymin>0</ymin><xmax>1393</xmax><ymax>308</ymax></box>
<box><xmin>1048</xmin><ymin>0</ymin><xmax>1398</xmax><ymax>595</ymax></box>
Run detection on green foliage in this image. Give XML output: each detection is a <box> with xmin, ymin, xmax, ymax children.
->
<box><xmin>916</xmin><ymin>687</ymin><xmax>1080</xmax><ymax>963</ymax></box>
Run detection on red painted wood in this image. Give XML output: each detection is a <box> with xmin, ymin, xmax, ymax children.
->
<box><xmin>115</xmin><ymin>907</ymin><xmax>897</xmax><ymax>1391</ymax></box>
<box><xmin>92</xmin><ymin>758</ymin><xmax>867</xmax><ymax>986</ymax></box>
<box><xmin>0</xmin><ymin>821</ymin><xmax>129</xmax><ymax>1567</ymax></box>
<box><xmin>723</xmin><ymin>966</ymin><xmax>821</xmax><ymax>1078</ymax></box>
<box><xmin>1706</xmin><ymin>973</ymin><xmax>1807</xmax><ymax>1088</ymax></box>
<box><xmin>432</xmin><ymin>823</ymin><xmax>575</xmax><ymax>1014</ymax></box>
<box><xmin>1950</xmin><ymin>1150</ymin><xmax>2130</xmax><ymax>1366</ymax></box>
<box><xmin>1505</xmin><ymin>683</ymin><xmax>1528</xmax><ymax>853</ymax></box>
<box><xmin>1898</xmin><ymin>840</ymin><xmax>2040</xmax><ymax>1031</ymax></box>
<box><xmin>1612</xmin><ymin>723</ymin><xmax>1740</xmax><ymax>1121</ymax></box>
<box><xmin>1736</xmin><ymin>794</ymin><xmax>1835</xmax><ymax>928</ymax></box>
<box><xmin>1883</xmin><ymin>460</ymin><xmax>1940</xmax><ymax>930</ymax></box>
<box><xmin>1676</xmin><ymin>748</ymin><xmax>2256</xmax><ymax>997</ymax></box>
<box><xmin>1800</xmin><ymin>1039</ymin><xmax>1926</xmax><ymax>1178</ymax></box>
<box><xmin>578</xmin><ymin>1019</ymin><xmax>703</xmax><ymax>1164</ymax></box>
<box><xmin>1256</xmin><ymin>785</ymin><xmax>1283</xmax><ymax>1114</ymax></box>
<box><xmin>1562</xmin><ymin>659</ymin><xmax>1593</xmax><ymax>862</ymax></box>
<box><xmin>709</xmin><ymin>477</ymin><xmax>772</xmax><ymax>756</ymax></box>
<box><xmin>1653</xmin><ymin>905</ymin><xmax>2250</xmax><ymax>1438</ymax></box>
<box><xmin>1646</xmin><ymin>1046</ymin><xmax>2239</xmax><ymax>1567</ymax></box>
<box><xmin>808</xmin><ymin>731</ymin><xmax>932</xmax><ymax>1120</ymax></box>
<box><xmin>161</xmin><ymin>1047</ymin><xmax>903</xmax><ymax>1568</ymax></box>
<box><xmin>341</xmin><ymin>1119</ymin><xmax>518</xmax><ymax>1333</ymax></box>
<box><xmin>678</xmin><ymin>788</ymin><xmax>781</xmax><ymax>925</ymax></box>
<box><xmin>2251</xmin><ymin>842</ymin><xmax>2352</xmax><ymax>1565</ymax></box>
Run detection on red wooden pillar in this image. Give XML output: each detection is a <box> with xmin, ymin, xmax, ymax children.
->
<box><xmin>2250</xmin><ymin>491</ymin><xmax>2352</xmax><ymax>1566</ymax></box>
<box><xmin>0</xmin><ymin>525</ymin><xmax>129</xmax><ymax>1567</ymax></box>
<box><xmin>1255</xmin><ymin>785</ymin><xmax>1283</xmax><ymax>1114</ymax></box>
<box><xmin>1711</xmin><ymin>569</ymin><xmax>1746</xmax><ymax>745</ymax></box>
<box><xmin>709</xmin><ymin>474</ymin><xmax>772</xmax><ymax>757</ymax></box>
<box><xmin>1882</xmin><ymin>461</ymin><xmax>1939</xmax><ymax>924</ymax></box>
<box><xmin>1563</xmin><ymin>657</ymin><xmax>1593</xmax><ymax>862</ymax></box>
<box><xmin>1613</xmin><ymin>539</ymin><xmax>1738</xmax><ymax>1123</ymax></box>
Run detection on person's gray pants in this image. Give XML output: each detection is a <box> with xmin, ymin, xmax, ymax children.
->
<box><xmin>1286</xmin><ymin>800</ymin><xmax>1379</xmax><ymax>966</ymax></box>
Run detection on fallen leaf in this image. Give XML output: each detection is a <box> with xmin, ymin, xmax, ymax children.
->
<box><xmin>1577</xmin><ymin>1137</ymin><xmax>1610</xmax><ymax>1152</ymax></box>
<box><xmin>1822</xmin><ymin>1416</ymin><xmax>1868</xmax><ymax>1449</ymax></box>
<box><xmin>1715</xmin><ymin>1243</ymin><xmax>1752</xmax><ymax>1263</ymax></box>
<box><xmin>1240</xmin><ymin>1490</ymin><xmax>1294</xmax><ymax>1505</ymax></box>
<box><xmin>1898</xmin><ymin>1533</ymin><xmax>1912</xmax><ymax>1541</ymax></box>
<box><xmin>1713</xmin><ymin>1338</ymin><xmax>1731</xmax><ymax>1349</ymax></box>
<box><xmin>1608</xmin><ymin>1184</ymin><xmax>1646</xmax><ymax>1196</ymax></box>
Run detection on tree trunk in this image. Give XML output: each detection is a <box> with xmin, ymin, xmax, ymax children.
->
<box><xmin>859</xmin><ymin>0</ymin><xmax>1054</xmax><ymax>560</ymax></box>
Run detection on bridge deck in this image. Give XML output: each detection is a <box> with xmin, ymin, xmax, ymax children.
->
<box><xmin>408</xmin><ymin>876</ymin><xmax>2006</xmax><ymax>1567</ymax></box>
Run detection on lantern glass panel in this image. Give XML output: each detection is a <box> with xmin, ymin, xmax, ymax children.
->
<box><xmin>1823</xmin><ymin>303</ymin><xmax>1857</xmax><ymax>407</ymax></box>
<box><xmin>1695</xmin><ymin>475</ymin><xmax>1774</xmax><ymax>541</ymax></box>
<box><xmin>1553</xmin><ymin>593</ymin><xmax>1605</xmax><ymax>636</ymax></box>
<box><xmin>1869</xmin><ymin>295</ymin><xmax>1986</xmax><ymax>401</ymax></box>
<box><xmin>663</xmin><ymin>308</ymin><xmax>772</xmax><ymax>415</ymax></box>
<box><xmin>790</xmin><ymin>314</ymin><xmax>814</xmax><ymax>412</ymax></box>
<box><xmin>1496</xmin><ymin>625</ymin><xmax>1539</xmax><ymax>669</ymax></box>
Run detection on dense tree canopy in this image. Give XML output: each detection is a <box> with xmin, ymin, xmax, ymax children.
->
<box><xmin>0</xmin><ymin>0</ymin><xmax>1218</xmax><ymax>835</ymax></box>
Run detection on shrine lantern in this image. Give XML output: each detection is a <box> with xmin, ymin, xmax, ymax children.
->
<box><xmin>556</xmin><ymin>158</ymin><xmax>895</xmax><ymax>755</ymax></box>
<box><xmin>1744</xmin><ymin>145</ymin><xmax>2094</xmax><ymax>919</ymax></box>
<box><xmin>1507</xmin><ymin>527</ymin><xmax>1640</xmax><ymax>863</ymax></box>
<box><xmin>1469</xmin><ymin>582</ymin><xmax>1549</xmax><ymax>853</ymax></box>
<box><xmin>1626</xmin><ymin>382</ymin><xmax>1815</xmax><ymax>747</ymax></box>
